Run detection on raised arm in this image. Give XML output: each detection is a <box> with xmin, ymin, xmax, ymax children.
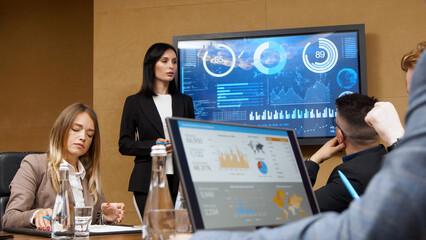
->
<box><xmin>365</xmin><ymin>101</ymin><xmax>405</xmax><ymax>146</ymax></box>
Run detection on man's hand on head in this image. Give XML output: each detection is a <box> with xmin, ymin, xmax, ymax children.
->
<box><xmin>365</xmin><ymin>102</ymin><xmax>405</xmax><ymax>146</ymax></box>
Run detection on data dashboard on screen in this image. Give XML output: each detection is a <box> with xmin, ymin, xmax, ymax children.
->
<box><xmin>173</xmin><ymin>24</ymin><xmax>367</xmax><ymax>145</ymax></box>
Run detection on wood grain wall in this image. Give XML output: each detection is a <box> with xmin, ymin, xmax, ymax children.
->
<box><xmin>0</xmin><ymin>0</ymin><xmax>93</xmax><ymax>152</ymax></box>
<box><xmin>94</xmin><ymin>0</ymin><xmax>426</xmax><ymax>224</ymax></box>
<box><xmin>2</xmin><ymin>0</ymin><xmax>425</xmax><ymax>226</ymax></box>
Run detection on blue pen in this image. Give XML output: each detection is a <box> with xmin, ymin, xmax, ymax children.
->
<box><xmin>338</xmin><ymin>170</ymin><xmax>360</xmax><ymax>200</ymax></box>
<box><xmin>156</xmin><ymin>142</ymin><xmax>171</xmax><ymax>145</ymax></box>
<box><xmin>43</xmin><ymin>216</ymin><xmax>52</xmax><ymax>221</ymax></box>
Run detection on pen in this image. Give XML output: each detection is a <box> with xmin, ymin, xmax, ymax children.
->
<box><xmin>156</xmin><ymin>142</ymin><xmax>171</xmax><ymax>145</ymax></box>
<box><xmin>338</xmin><ymin>170</ymin><xmax>360</xmax><ymax>200</ymax></box>
<box><xmin>43</xmin><ymin>216</ymin><xmax>52</xmax><ymax>221</ymax></box>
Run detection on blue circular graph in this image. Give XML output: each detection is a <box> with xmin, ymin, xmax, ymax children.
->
<box><xmin>253</xmin><ymin>41</ymin><xmax>287</xmax><ymax>75</ymax></box>
<box><xmin>302</xmin><ymin>38</ymin><xmax>338</xmax><ymax>73</ymax></box>
<box><xmin>202</xmin><ymin>43</ymin><xmax>236</xmax><ymax>78</ymax></box>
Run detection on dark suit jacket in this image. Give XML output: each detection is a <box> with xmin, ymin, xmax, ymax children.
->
<box><xmin>119</xmin><ymin>92</ymin><xmax>194</xmax><ymax>194</ymax></box>
<box><xmin>305</xmin><ymin>144</ymin><xmax>387</xmax><ymax>212</ymax></box>
<box><xmin>2</xmin><ymin>154</ymin><xmax>105</xmax><ymax>228</ymax></box>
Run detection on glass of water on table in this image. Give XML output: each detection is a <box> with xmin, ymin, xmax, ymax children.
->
<box><xmin>74</xmin><ymin>206</ymin><xmax>93</xmax><ymax>238</ymax></box>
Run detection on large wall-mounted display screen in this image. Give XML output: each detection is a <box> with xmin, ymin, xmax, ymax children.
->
<box><xmin>173</xmin><ymin>24</ymin><xmax>367</xmax><ymax>145</ymax></box>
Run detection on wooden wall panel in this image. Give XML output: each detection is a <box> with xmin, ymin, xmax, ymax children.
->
<box><xmin>0</xmin><ymin>0</ymin><xmax>93</xmax><ymax>152</ymax></box>
<box><xmin>94</xmin><ymin>0</ymin><xmax>267</xmax><ymax>224</ymax></box>
<box><xmin>94</xmin><ymin>0</ymin><xmax>426</xmax><ymax>225</ymax></box>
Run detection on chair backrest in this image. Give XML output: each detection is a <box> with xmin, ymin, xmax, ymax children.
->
<box><xmin>0</xmin><ymin>152</ymin><xmax>42</xmax><ymax>230</ymax></box>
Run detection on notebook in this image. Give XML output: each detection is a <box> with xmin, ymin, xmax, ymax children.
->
<box><xmin>3</xmin><ymin>225</ymin><xmax>141</xmax><ymax>238</ymax></box>
<box><xmin>166</xmin><ymin>117</ymin><xmax>320</xmax><ymax>231</ymax></box>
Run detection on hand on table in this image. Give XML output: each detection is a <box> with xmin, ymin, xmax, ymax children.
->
<box><xmin>33</xmin><ymin>208</ymin><xmax>52</xmax><ymax>230</ymax></box>
<box><xmin>101</xmin><ymin>202</ymin><xmax>125</xmax><ymax>223</ymax></box>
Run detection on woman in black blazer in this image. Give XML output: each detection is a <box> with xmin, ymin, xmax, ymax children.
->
<box><xmin>118</xmin><ymin>43</ymin><xmax>195</xmax><ymax>221</ymax></box>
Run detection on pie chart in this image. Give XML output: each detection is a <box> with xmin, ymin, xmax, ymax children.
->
<box><xmin>257</xmin><ymin>161</ymin><xmax>268</xmax><ymax>174</ymax></box>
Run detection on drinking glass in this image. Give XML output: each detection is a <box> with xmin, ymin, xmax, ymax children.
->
<box><xmin>146</xmin><ymin>209</ymin><xmax>192</xmax><ymax>240</ymax></box>
<box><xmin>174</xmin><ymin>209</ymin><xmax>192</xmax><ymax>233</ymax></box>
<box><xmin>74</xmin><ymin>206</ymin><xmax>93</xmax><ymax>238</ymax></box>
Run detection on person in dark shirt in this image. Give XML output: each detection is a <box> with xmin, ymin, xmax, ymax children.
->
<box><xmin>305</xmin><ymin>93</ymin><xmax>386</xmax><ymax>212</ymax></box>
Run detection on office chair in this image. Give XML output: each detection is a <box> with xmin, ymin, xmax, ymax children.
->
<box><xmin>0</xmin><ymin>152</ymin><xmax>42</xmax><ymax>230</ymax></box>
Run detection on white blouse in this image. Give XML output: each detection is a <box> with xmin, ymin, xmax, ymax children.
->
<box><xmin>63</xmin><ymin>160</ymin><xmax>86</xmax><ymax>207</ymax></box>
<box><xmin>153</xmin><ymin>94</ymin><xmax>174</xmax><ymax>175</ymax></box>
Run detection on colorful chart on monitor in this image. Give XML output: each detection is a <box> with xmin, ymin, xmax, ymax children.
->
<box><xmin>257</xmin><ymin>161</ymin><xmax>268</xmax><ymax>174</ymax></box>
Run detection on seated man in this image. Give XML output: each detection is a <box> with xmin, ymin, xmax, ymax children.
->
<box><xmin>305</xmin><ymin>93</ymin><xmax>387</xmax><ymax>212</ymax></box>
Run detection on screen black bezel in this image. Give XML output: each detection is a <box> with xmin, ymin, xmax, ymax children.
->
<box><xmin>172</xmin><ymin>24</ymin><xmax>367</xmax><ymax>146</ymax></box>
<box><xmin>166</xmin><ymin>117</ymin><xmax>320</xmax><ymax>231</ymax></box>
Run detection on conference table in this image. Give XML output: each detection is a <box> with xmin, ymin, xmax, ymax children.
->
<box><xmin>0</xmin><ymin>230</ymin><xmax>143</xmax><ymax>239</ymax></box>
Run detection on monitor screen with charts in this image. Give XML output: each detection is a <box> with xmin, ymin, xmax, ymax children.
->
<box><xmin>167</xmin><ymin>117</ymin><xmax>320</xmax><ymax>231</ymax></box>
<box><xmin>173</xmin><ymin>24</ymin><xmax>367</xmax><ymax>146</ymax></box>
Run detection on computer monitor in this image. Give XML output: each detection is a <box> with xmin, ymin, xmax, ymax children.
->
<box><xmin>173</xmin><ymin>24</ymin><xmax>367</xmax><ymax>145</ymax></box>
<box><xmin>167</xmin><ymin>117</ymin><xmax>320</xmax><ymax>231</ymax></box>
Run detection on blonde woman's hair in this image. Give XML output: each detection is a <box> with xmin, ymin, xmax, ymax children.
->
<box><xmin>401</xmin><ymin>41</ymin><xmax>426</xmax><ymax>72</ymax></box>
<box><xmin>47</xmin><ymin>103</ymin><xmax>102</xmax><ymax>203</ymax></box>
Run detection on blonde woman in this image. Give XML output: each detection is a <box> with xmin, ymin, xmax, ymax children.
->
<box><xmin>2</xmin><ymin>103</ymin><xmax>125</xmax><ymax>230</ymax></box>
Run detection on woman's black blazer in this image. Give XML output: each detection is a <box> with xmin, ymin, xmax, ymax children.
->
<box><xmin>119</xmin><ymin>92</ymin><xmax>195</xmax><ymax>193</ymax></box>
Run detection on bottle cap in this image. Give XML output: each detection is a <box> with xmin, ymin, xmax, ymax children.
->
<box><xmin>59</xmin><ymin>162</ymin><xmax>69</xmax><ymax>171</ymax></box>
<box><xmin>151</xmin><ymin>144</ymin><xmax>167</xmax><ymax>157</ymax></box>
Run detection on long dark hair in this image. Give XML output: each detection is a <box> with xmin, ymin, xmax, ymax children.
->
<box><xmin>139</xmin><ymin>43</ymin><xmax>178</xmax><ymax>96</ymax></box>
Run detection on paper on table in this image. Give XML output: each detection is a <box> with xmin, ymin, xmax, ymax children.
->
<box><xmin>90</xmin><ymin>225</ymin><xmax>142</xmax><ymax>233</ymax></box>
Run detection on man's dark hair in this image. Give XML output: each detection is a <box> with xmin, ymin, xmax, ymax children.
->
<box><xmin>139</xmin><ymin>43</ymin><xmax>178</xmax><ymax>96</ymax></box>
<box><xmin>335</xmin><ymin>93</ymin><xmax>379</xmax><ymax>146</ymax></box>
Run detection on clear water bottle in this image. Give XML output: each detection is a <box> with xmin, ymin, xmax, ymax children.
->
<box><xmin>51</xmin><ymin>163</ymin><xmax>75</xmax><ymax>239</ymax></box>
<box><xmin>142</xmin><ymin>144</ymin><xmax>174</xmax><ymax>239</ymax></box>
<box><xmin>177</xmin><ymin>183</ymin><xmax>188</xmax><ymax>210</ymax></box>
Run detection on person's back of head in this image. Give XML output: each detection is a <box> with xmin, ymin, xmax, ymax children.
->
<box><xmin>335</xmin><ymin>93</ymin><xmax>379</xmax><ymax>148</ymax></box>
<box><xmin>401</xmin><ymin>41</ymin><xmax>426</xmax><ymax>72</ymax></box>
<box><xmin>401</xmin><ymin>42</ymin><xmax>426</xmax><ymax>92</ymax></box>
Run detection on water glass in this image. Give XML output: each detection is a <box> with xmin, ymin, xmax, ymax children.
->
<box><xmin>146</xmin><ymin>209</ymin><xmax>192</xmax><ymax>240</ymax></box>
<box><xmin>175</xmin><ymin>209</ymin><xmax>192</xmax><ymax>233</ymax></box>
<box><xmin>74</xmin><ymin>206</ymin><xmax>93</xmax><ymax>238</ymax></box>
